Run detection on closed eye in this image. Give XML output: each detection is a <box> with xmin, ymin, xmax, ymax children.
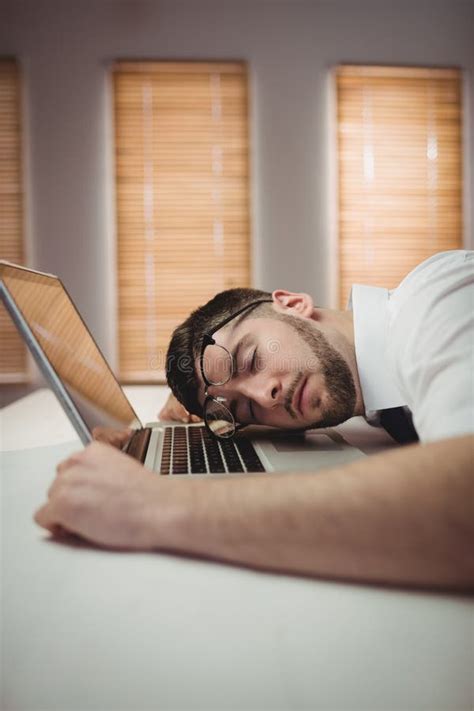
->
<box><xmin>249</xmin><ymin>398</ymin><xmax>255</xmax><ymax>422</ymax></box>
<box><xmin>248</xmin><ymin>347</ymin><xmax>258</xmax><ymax>421</ymax></box>
<box><xmin>250</xmin><ymin>347</ymin><xmax>257</xmax><ymax>373</ymax></box>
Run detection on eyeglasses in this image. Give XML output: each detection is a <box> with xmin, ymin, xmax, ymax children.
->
<box><xmin>199</xmin><ymin>299</ymin><xmax>273</xmax><ymax>439</ymax></box>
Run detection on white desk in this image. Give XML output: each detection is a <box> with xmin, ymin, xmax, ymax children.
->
<box><xmin>1</xmin><ymin>388</ymin><xmax>473</xmax><ymax>711</ymax></box>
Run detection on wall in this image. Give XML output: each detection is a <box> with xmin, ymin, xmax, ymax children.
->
<box><xmin>1</xmin><ymin>0</ymin><xmax>473</xmax><ymax>365</ymax></box>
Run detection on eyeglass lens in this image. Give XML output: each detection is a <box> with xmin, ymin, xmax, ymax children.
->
<box><xmin>202</xmin><ymin>343</ymin><xmax>233</xmax><ymax>385</ymax></box>
<box><xmin>205</xmin><ymin>398</ymin><xmax>235</xmax><ymax>438</ymax></box>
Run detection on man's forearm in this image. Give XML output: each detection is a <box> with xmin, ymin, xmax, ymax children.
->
<box><xmin>152</xmin><ymin>435</ymin><xmax>474</xmax><ymax>590</ymax></box>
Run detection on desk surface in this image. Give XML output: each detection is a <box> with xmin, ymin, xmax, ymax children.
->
<box><xmin>1</xmin><ymin>388</ymin><xmax>473</xmax><ymax>711</ymax></box>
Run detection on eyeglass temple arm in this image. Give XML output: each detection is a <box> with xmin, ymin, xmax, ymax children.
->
<box><xmin>208</xmin><ymin>298</ymin><xmax>273</xmax><ymax>335</ymax></box>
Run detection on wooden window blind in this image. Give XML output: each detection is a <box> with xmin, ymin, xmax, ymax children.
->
<box><xmin>336</xmin><ymin>65</ymin><xmax>463</xmax><ymax>307</ymax></box>
<box><xmin>0</xmin><ymin>59</ymin><xmax>27</xmax><ymax>382</ymax></box>
<box><xmin>113</xmin><ymin>61</ymin><xmax>251</xmax><ymax>382</ymax></box>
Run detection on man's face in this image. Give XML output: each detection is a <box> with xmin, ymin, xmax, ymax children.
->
<box><xmin>195</xmin><ymin>303</ymin><xmax>358</xmax><ymax>431</ymax></box>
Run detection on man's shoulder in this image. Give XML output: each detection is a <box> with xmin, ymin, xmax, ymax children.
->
<box><xmin>390</xmin><ymin>248</ymin><xmax>472</xmax><ymax>333</ymax></box>
<box><xmin>387</xmin><ymin>250</ymin><xmax>474</xmax><ymax>443</ymax></box>
<box><xmin>391</xmin><ymin>249</ymin><xmax>474</xmax><ymax>298</ymax></box>
<box><xmin>389</xmin><ymin>250</ymin><xmax>473</xmax><ymax>317</ymax></box>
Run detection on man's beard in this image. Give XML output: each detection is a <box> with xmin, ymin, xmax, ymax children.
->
<box><xmin>279</xmin><ymin>313</ymin><xmax>357</xmax><ymax>428</ymax></box>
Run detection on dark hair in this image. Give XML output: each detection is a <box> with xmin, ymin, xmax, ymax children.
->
<box><xmin>166</xmin><ymin>288</ymin><xmax>272</xmax><ymax>416</ymax></box>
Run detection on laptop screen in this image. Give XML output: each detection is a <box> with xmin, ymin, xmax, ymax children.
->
<box><xmin>1</xmin><ymin>263</ymin><xmax>141</xmax><ymax>433</ymax></box>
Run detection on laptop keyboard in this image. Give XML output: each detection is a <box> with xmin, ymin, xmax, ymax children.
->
<box><xmin>160</xmin><ymin>425</ymin><xmax>266</xmax><ymax>475</ymax></box>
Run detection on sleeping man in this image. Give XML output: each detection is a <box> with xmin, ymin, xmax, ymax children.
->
<box><xmin>35</xmin><ymin>251</ymin><xmax>474</xmax><ymax>590</ymax></box>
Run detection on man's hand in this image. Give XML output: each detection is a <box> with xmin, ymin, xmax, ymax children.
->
<box><xmin>34</xmin><ymin>442</ymin><xmax>163</xmax><ymax>549</ymax></box>
<box><xmin>158</xmin><ymin>392</ymin><xmax>201</xmax><ymax>423</ymax></box>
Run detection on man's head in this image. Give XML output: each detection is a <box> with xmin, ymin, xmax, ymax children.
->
<box><xmin>166</xmin><ymin>287</ymin><xmax>364</xmax><ymax>432</ymax></box>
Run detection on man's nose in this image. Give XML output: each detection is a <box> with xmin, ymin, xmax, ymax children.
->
<box><xmin>241</xmin><ymin>375</ymin><xmax>282</xmax><ymax>408</ymax></box>
<box><xmin>210</xmin><ymin>371</ymin><xmax>282</xmax><ymax>409</ymax></box>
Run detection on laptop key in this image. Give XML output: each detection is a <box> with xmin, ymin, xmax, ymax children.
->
<box><xmin>189</xmin><ymin>428</ymin><xmax>207</xmax><ymax>474</ymax></box>
<box><xmin>219</xmin><ymin>440</ymin><xmax>244</xmax><ymax>473</ymax></box>
<box><xmin>200</xmin><ymin>430</ymin><xmax>225</xmax><ymax>472</ymax></box>
<box><xmin>160</xmin><ymin>428</ymin><xmax>172</xmax><ymax>475</ymax></box>
<box><xmin>234</xmin><ymin>438</ymin><xmax>266</xmax><ymax>472</ymax></box>
<box><xmin>171</xmin><ymin>459</ymin><xmax>188</xmax><ymax>475</ymax></box>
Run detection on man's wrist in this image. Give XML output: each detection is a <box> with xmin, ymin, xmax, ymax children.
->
<box><xmin>144</xmin><ymin>476</ymin><xmax>197</xmax><ymax>551</ymax></box>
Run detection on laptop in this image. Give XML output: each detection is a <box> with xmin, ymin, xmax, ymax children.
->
<box><xmin>0</xmin><ymin>261</ymin><xmax>366</xmax><ymax>475</ymax></box>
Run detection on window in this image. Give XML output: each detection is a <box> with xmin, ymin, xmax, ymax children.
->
<box><xmin>336</xmin><ymin>65</ymin><xmax>463</xmax><ymax>307</ymax></box>
<box><xmin>113</xmin><ymin>61</ymin><xmax>251</xmax><ymax>382</ymax></box>
<box><xmin>0</xmin><ymin>59</ymin><xmax>27</xmax><ymax>382</ymax></box>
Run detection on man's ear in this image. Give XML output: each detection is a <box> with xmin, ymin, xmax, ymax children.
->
<box><xmin>271</xmin><ymin>290</ymin><xmax>315</xmax><ymax>318</ymax></box>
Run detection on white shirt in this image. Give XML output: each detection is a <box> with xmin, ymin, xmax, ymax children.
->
<box><xmin>350</xmin><ymin>250</ymin><xmax>474</xmax><ymax>442</ymax></box>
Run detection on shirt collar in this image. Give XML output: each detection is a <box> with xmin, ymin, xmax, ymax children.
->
<box><xmin>349</xmin><ymin>284</ymin><xmax>406</xmax><ymax>413</ymax></box>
